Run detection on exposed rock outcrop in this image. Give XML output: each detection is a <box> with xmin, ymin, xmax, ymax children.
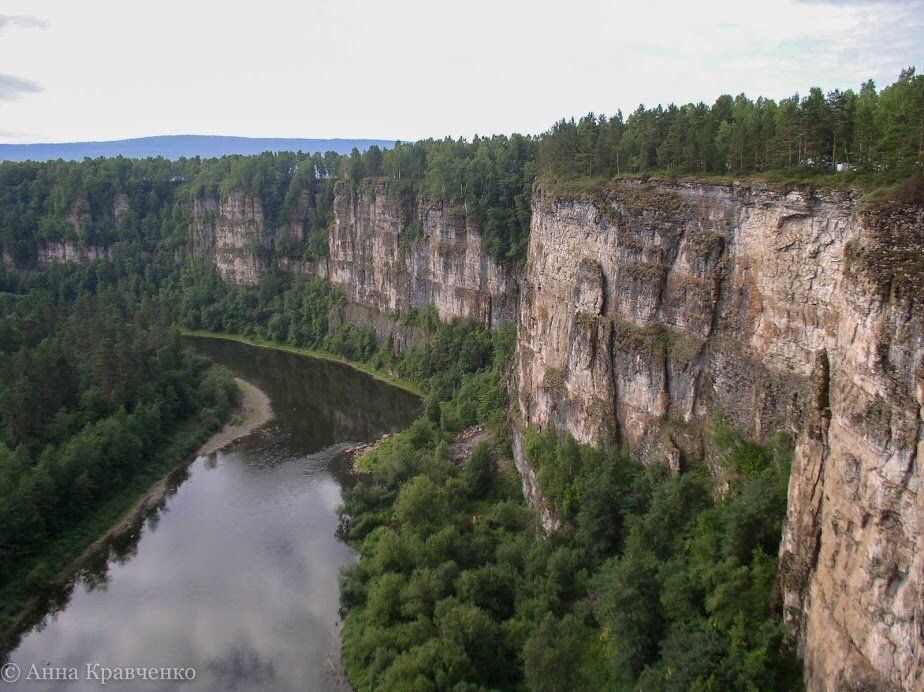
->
<box><xmin>23</xmin><ymin>174</ymin><xmax>922</xmax><ymax>688</ymax></box>
<box><xmin>5</xmin><ymin>195</ymin><xmax>118</xmax><ymax>268</ymax></box>
<box><xmin>192</xmin><ymin>189</ymin><xmax>271</xmax><ymax>285</ymax></box>
<box><xmin>327</xmin><ymin>180</ymin><xmax>517</xmax><ymax>329</ymax></box>
<box><xmin>188</xmin><ymin>182</ymin><xmax>517</xmax><ymax>333</ymax></box>
<box><xmin>512</xmin><ymin>180</ymin><xmax>923</xmax><ymax>690</ymax></box>
<box><xmin>36</xmin><ymin>242</ymin><xmax>112</xmax><ymax>265</ymax></box>
<box><xmin>779</xmin><ymin>195</ymin><xmax>923</xmax><ymax>692</ymax></box>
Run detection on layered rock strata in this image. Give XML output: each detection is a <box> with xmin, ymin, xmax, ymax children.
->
<box><xmin>28</xmin><ymin>175</ymin><xmax>923</xmax><ymax>688</ymax></box>
<box><xmin>327</xmin><ymin>181</ymin><xmax>517</xmax><ymax>328</ymax></box>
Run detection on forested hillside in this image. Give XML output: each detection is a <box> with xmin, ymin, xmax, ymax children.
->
<box><xmin>0</xmin><ymin>266</ymin><xmax>239</xmax><ymax>630</ymax></box>
<box><xmin>336</xmin><ymin>335</ymin><xmax>801</xmax><ymax>689</ymax></box>
<box><xmin>1</xmin><ymin>69</ymin><xmax>920</xmax><ymax>274</ymax></box>
<box><xmin>0</xmin><ymin>134</ymin><xmax>538</xmax><ymax>267</ymax></box>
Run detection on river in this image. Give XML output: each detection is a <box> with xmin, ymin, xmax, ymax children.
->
<box><xmin>2</xmin><ymin>336</ymin><xmax>420</xmax><ymax>691</ymax></box>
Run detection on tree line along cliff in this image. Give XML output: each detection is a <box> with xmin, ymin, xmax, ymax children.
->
<box><xmin>1</xmin><ymin>68</ymin><xmax>921</xmax><ymax>274</ymax></box>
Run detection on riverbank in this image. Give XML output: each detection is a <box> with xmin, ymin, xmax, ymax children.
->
<box><xmin>0</xmin><ymin>377</ymin><xmax>272</xmax><ymax>653</ymax></box>
<box><xmin>343</xmin><ymin>433</ymin><xmax>395</xmax><ymax>475</ymax></box>
<box><xmin>68</xmin><ymin>377</ymin><xmax>273</xmax><ymax>555</ymax></box>
<box><xmin>181</xmin><ymin>329</ymin><xmax>424</xmax><ymax>397</ymax></box>
<box><xmin>74</xmin><ymin>378</ymin><xmax>273</xmax><ymax>548</ymax></box>
<box><xmin>198</xmin><ymin>378</ymin><xmax>273</xmax><ymax>455</ymax></box>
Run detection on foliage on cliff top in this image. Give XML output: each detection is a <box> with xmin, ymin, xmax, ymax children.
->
<box><xmin>538</xmin><ymin>168</ymin><xmax>901</xmax><ymax>198</ymax></box>
<box><xmin>339</xmin><ymin>135</ymin><xmax>538</xmax><ymax>265</ymax></box>
<box><xmin>0</xmin><ymin>134</ymin><xmax>538</xmax><ymax>267</ymax></box>
<box><xmin>0</xmin><ymin>153</ymin><xmax>338</xmax><ymax>264</ymax></box>
<box><xmin>4</xmin><ymin>69</ymin><xmax>918</xmax><ymax>273</ymax></box>
<box><xmin>538</xmin><ymin>69</ymin><xmax>922</xmax><ymax>186</ymax></box>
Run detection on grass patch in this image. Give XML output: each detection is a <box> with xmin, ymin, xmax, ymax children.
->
<box><xmin>540</xmin><ymin>169</ymin><xmax>910</xmax><ymax>197</ymax></box>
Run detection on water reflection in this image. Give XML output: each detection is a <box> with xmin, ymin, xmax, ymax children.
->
<box><xmin>186</xmin><ymin>337</ymin><xmax>420</xmax><ymax>454</ymax></box>
<box><xmin>3</xmin><ymin>338</ymin><xmax>419</xmax><ymax>691</ymax></box>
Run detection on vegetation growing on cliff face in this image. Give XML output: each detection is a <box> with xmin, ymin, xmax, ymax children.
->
<box><xmin>850</xmin><ymin>176</ymin><xmax>924</xmax><ymax>302</ymax></box>
<box><xmin>539</xmin><ymin>69</ymin><xmax>923</xmax><ymax>182</ymax></box>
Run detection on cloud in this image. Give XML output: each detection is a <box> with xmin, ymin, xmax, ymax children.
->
<box><xmin>0</xmin><ymin>129</ymin><xmax>33</xmax><ymax>140</ymax></box>
<box><xmin>0</xmin><ymin>15</ymin><xmax>48</xmax><ymax>34</ymax></box>
<box><xmin>0</xmin><ymin>16</ymin><xmax>48</xmax><ymax>105</ymax></box>
<box><xmin>0</xmin><ymin>73</ymin><xmax>42</xmax><ymax>101</ymax></box>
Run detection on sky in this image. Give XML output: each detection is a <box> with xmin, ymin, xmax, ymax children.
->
<box><xmin>0</xmin><ymin>0</ymin><xmax>921</xmax><ymax>143</ymax></box>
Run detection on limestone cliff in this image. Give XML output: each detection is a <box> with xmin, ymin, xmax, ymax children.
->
<box><xmin>190</xmin><ymin>182</ymin><xmax>517</xmax><ymax>331</ymax></box>
<box><xmin>7</xmin><ymin>194</ymin><xmax>120</xmax><ymax>268</ymax></box>
<box><xmin>192</xmin><ymin>189</ymin><xmax>272</xmax><ymax>285</ymax></box>
<box><xmin>512</xmin><ymin>180</ymin><xmax>922</xmax><ymax>690</ymax></box>
<box><xmin>190</xmin><ymin>186</ymin><xmax>333</xmax><ymax>285</ymax></box>
<box><xmin>36</xmin><ymin>242</ymin><xmax>112</xmax><ymax>265</ymax></box>
<box><xmin>327</xmin><ymin>180</ymin><xmax>517</xmax><ymax>329</ymax></box>
<box><xmin>26</xmin><ymin>174</ymin><xmax>922</xmax><ymax>688</ymax></box>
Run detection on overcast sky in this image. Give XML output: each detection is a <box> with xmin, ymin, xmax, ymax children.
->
<box><xmin>0</xmin><ymin>0</ymin><xmax>921</xmax><ymax>143</ymax></box>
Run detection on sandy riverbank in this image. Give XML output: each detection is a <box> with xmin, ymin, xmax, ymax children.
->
<box><xmin>1</xmin><ymin>378</ymin><xmax>273</xmax><ymax>649</ymax></box>
<box><xmin>198</xmin><ymin>378</ymin><xmax>273</xmax><ymax>455</ymax></box>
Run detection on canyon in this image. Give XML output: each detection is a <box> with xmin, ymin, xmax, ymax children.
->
<box><xmin>33</xmin><ymin>178</ymin><xmax>923</xmax><ymax>690</ymax></box>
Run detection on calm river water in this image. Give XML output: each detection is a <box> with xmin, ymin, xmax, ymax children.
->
<box><xmin>3</xmin><ymin>337</ymin><xmax>420</xmax><ymax>691</ymax></box>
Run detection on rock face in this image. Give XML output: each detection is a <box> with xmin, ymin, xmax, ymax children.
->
<box><xmin>27</xmin><ymin>175</ymin><xmax>922</xmax><ymax>688</ymax></box>
<box><xmin>188</xmin><ymin>182</ymin><xmax>517</xmax><ymax>332</ymax></box>
<box><xmin>512</xmin><ymin>180</ymin><xmax>923</xmax><ymax>690</ymax></box>
<box><xmin>190</xmin><ymin>188</ymin><xmax>331</xmax><ymax>285</ymax></box>
<box><xmin>779</xmin><ymin>198</ymin><xmax>923</xmax><ymax>692</ymax></box>
<box><xmin>7</xmin><ymin>195</ymin><xmax>118</xmax><ymax>268</ymax></box>
<box><xmin>192</xmin><ymin>190</ymin><xmax>271</xmax><ymax>285</ymax></box>
<box><xmin>328</xmin><ymin>180</ymin><xmax>517</xmax><ymax>329</ymax></box>
<box><xmin>35</xmin><ymin>242</ymin><xmax>112</xmax><ymax>265</ymax></box>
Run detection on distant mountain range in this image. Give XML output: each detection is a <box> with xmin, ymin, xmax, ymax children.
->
<box><xmin>0</xmin><ymin>135</ymin><xmax>398</xmax><ymax>162</ymax></box>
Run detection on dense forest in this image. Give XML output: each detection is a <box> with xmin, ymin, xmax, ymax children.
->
<box><xmin>540</xmin><ymin>68</ymin><xmax>924</xmax><ymax>179</ymax></box>
<box><xmin>335</xmin><ymin>320</ymin><xmax>799</xmax><ymax>690</ymax></box>
<box><xmin>0</xmin><ymin>244</ymin><xmax>805</xmax><ymax>687</ymax></box>
<box><xmin>0</xmin><ymin>134</ymin><xmax>538</xmax><ymax>267</ymax></box>
<box><xmin>119</xmin><ymin>255</ymin><xmax>804</xmax><ymax>688</ymax></box>
<box><xmin>1</xmin><ymin>69</ymin><xmax>920</xmax><ymax>274</ymax></box>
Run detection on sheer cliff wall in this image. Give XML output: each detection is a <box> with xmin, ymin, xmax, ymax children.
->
<box><xmin>190</xmin><ymin>181</ymin><xmax>517</xmax><ymax>333</ymax></box>
<box><xmin>511</xmin><ymin>180</ymin><xmax>922</xmax><ymax>691</ymax></box>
